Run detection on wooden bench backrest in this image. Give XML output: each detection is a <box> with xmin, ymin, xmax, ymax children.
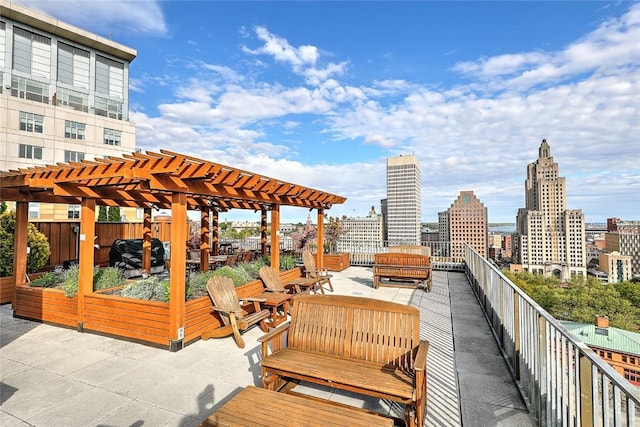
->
<box><xmin>374</xmin><ymin>253</ymin><xmax>430</xmax><ymax>267</ymax></box>
<box><xmin>289</xmin><ymin>295</ymin><xmax>421</xmax><ymax>371</ymax></box>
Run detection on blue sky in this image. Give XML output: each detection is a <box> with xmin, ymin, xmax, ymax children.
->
<box><xmin>18</xmin><ymin>1</ymin><xmax>640</xmax><ymax>224</ymax></box>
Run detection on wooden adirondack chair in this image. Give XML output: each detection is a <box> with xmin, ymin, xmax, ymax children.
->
<box><xmin>202</xmin><ymin>276</ymin><xmax>271</xmax><ymax>348</ymax></box>
<box><xmin>259</xmin><ymin>266</ymin><xmax>312</xmax><ymax>295</ymax></box>
<box><xmin>302</xmin><ymin>250</ymin><xmax>334</xmax><ymax>292</ymax></box>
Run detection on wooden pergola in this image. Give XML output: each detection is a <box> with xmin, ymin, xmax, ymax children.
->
<box><xmin>0</xmin><ymin>150</ymin><xmax>346</xmax><ymax>350</ymax></box>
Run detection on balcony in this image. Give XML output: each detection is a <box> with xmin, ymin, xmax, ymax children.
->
<box><xmin>0</xmin><ymin>249</ymin><xmax>637</xmax><ymax>426</ymax></box>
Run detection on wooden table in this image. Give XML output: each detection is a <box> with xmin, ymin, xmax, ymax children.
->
<box><xmin>286</xmin><ymin>277</ymin><xmax>324</xmax><ymax>294</ymax></box>
<box><xmin>200</xmin><ymin>386</ymin><xmax>394</xmax><ymax>427</ymax></box>
<box><xmin>254</xmin><ymin>291</ymin><xmax>292</xmax><ymax>327</ymax></box>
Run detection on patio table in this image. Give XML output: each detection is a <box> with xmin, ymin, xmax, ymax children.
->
<box><xmin>286</xmin><ymin>276</ymin><xmax>324</xmax><ymax>294</ymax></box>
<box><xmin>253</xmin><ymin>291</ymin><xmax>292</xmax><ymax>327</ymax></box>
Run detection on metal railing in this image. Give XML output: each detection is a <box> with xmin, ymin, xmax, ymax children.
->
<box><xmin>464</xmin><ymin>245</ymin><xmax>640</xmax><ymax>427</ymax></box>
<box><xmin>338</xmin><ymin>241</ymin><xmax>466</xmax><ymax>270</ymax></box>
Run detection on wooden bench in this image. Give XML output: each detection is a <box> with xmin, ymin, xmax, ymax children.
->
<box><xmin>200</xmin><ymin>385</ymin><xmax>394</xmax><ymax>426</ymax></box>
<box><xmin>373</xmin><ymin>253</ymin><xmax>432</xmax><ymax>291</ymax></box>
<box><xmin>259</xmin><ymin>295</ymin><xmax>429</xmax><ymax>427</ymax></box>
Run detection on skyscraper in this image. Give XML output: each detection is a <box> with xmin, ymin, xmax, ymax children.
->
<box><xmin>386</xmin><ymin>154</ymin><xmax>421</xmax><ymax>245</ymax></box>
<box><xmin>514</xmin><ymin>139</ymin><xmax>586</xmax><ymax>279</ymax></box>
<box><xmin>439</xmin><ymin>191</ymin><xmax>487</xmax><ymax>259</ymax></box>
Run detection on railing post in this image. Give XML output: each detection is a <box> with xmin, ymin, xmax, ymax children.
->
<box><xmin>538</xmin><ymin>316</ymin><xmax>548</xmax><ymax>425</ymax></box>
<box><xmin>513</xmin><ymin>290</ymin><xmax>521</xmax><ymax>380</ymax></box>
<box><xmin>579</xmin><ymin>353</ymin><xmax>594</xmax><ymax>427</ymax></box>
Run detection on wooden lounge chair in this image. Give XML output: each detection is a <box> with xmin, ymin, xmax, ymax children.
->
<box><xmin>259</xmin><ymin>266</ymin><xmax>312</xmax><ymax>295</ymax></box>
<box><xmin>202</xmin><ymin>276</ymin><xmax>271</xmax><ymax>348</ymax></box>
<box><xmin>302</xmin><ymin>250</ymin><xmax>334</xmax><ymax>292</ymax></box>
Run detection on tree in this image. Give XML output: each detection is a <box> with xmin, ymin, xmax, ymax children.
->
<box><xmin>0</xmin><ymin>210</ymin><xmax>51</xmax><ymax>276</ymax></box>
<box><xmin>107</xmin><ymin>206</ymin><xmax>121</xmax><ymax>222</ymax></box>
<box><xmin>324</xmin><ymin>216</ymin><xmax>345</xmax><ymax>254</ymax></box>
<box><xmin>98</xmin><ymin>206</ymin><xmax>108</xmax><ymax>222</ymax></box>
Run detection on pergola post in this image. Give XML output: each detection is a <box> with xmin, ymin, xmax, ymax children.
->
<box><xmin>142</xmin><ymin>208</ymin><xmax>152</xmax><ymax>273</ymax></box>
<box><xmin>317</xmin><ymin>209</ymin><xmax>325</xmax><ymax>268</ymax></box>
<box><xmin>12</xmin><ymin>201</ymin><xmax>29</xmax><ymax>305</ymax></box>
<box><xmin>270</xmin><ymin>206</ymin><xmax>280</xmax><ymax>270</ymax></box>
<box><xmin>169</xmin><ymin>192</ymin><xmax>187</xmax><ymax>351</ymax></box>
<box><xmin>211</xmin><ymin>208</ymin><xmax>219</xmax><ymax>256</ymax></box>
<box><xmin>200</xmin><ymin>208</ymin><xmax>210</xmax><ymax>271</ymax></box>
<box><xmin>261</xmin><ymin>209</ymin><xmax>268</xmax><ymax>256</ymax></box>
<box><xmin>77</xmin><ymin>198</ymin><xmax>96</xmax><ymax>331</ymax></box>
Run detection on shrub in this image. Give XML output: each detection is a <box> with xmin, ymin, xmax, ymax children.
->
<box><xmin>61</xmin><ymin>265</ymin><xmax>80</xmax><ymax>297</ymax></box>
<box><xmin>236</xmin><ymin>258</ymin><xmax>264</xmax><ymax>280</ymax></box>
<box><xmin>280</xmin><ymin>255</ymin><xmax>296</xmax><ymax>271</ymax></box>
<box><xmin>186</xmin><ymin>270</ymin><xmax>216</xmax><ymax>298</ymax></box>
<box><xmin>0</xmin><ymin>210</ymin><xmax>51</xmax><ymax>276</ymax></box>
<box><xmin>211</xmin><ymin>265</ymin><xmax>251</xmax><ymax>287</ymax></box>
<box><xmin>121</xmin><ymin>277</ymin><xmax>169</xmax><ymax>301</ymax></box>
<box><xmin>93</xmin><ymin>267</ymin><xmax>124</xmax><ymax>291</ymax></box>
<box><xmin>30</xmin><ymin>272</ymin><xmax>59</xmax><ymax>288</ymax></box>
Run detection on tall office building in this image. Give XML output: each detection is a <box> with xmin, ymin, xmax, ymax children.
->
<box><xmin>0</xmin><ymin>0</ymin><xmax>137</xmax><ymax>220</ymax></box>
<box><xmin>513</xmin><ymin>139</ymin><xmax>586</xmax><ymax>280</ymax></box>
<box><xmin>385</xmin><ymin>154</ymin><xmax>421</xmax><ymax>245</ymax></box>
<box><xmin>439</xmin><ymin>190</ymin><xmax>487</xmax><ymax>259</ymax></box>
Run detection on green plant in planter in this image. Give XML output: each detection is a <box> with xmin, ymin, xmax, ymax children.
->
<box><xmin>280</xmin><ymin>255</ymin><xmax>296</xmax><ymax>271</ymax></box>
<box><xmin>93</xmin><ymin>267</ymin><xmax>124</xmax><ymax>291</ymax></box>
<box><xmin>236</xmin><ymin>258</ymin><xmax>265</xmax><ymax>280</ymax></box>
<box><xmin>186</xmin><ymin>270</ymin><xmax>216</xmax><ymax>299</ymax></box>
<box><xmin>0</xmin><ymin>210</ymin><xmax>51</xmax><ymax>276</ymax></box>
<box><xmin>121</xmin><ymin>276</ymin><xmax>169</xmax><ymax>301</ymax></box>
<box><xmin>211</xmin><ymin>265</ymin><xmax>251</xmax><ymax>287</ymax></box>
<box><xmin>30</xmin><ymin>272</ymin><xmax>60</xmax><ymax>288</ymax></box>
<box><xmin>61</xmin><ymin>265</ymin><xmax>80</xmax><ymax>297</ymax></box>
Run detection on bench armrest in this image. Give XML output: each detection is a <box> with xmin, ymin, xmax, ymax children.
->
<box><xmin>258</xmin><ymin>321</ymin><xmax>290</xmax><ymax>357</ymax></box>
<box><xmin>212</xmin><ymin>307</ymin><xmax>242</xmax><ymax>314</ymax></box>
<box><xmin>414</xmin><ymin>340</ymin><xmax>429</xmax><ymax>371</ymax></box>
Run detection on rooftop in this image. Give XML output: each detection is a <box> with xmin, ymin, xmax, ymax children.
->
<box><xmin>0</xmin><ymin>268</ymin><xmax>534</xmax><ymax>426</ymax></box>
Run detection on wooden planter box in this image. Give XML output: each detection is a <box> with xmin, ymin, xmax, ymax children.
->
<box><xmin>14</xmin><ymin>285</ymin><xmax>78</xmax><ymax>327</ymax></box>
<box><xmin>1</xmin><ymin>273</ymin><xmax>45</xmax><ymax>304</ymax></box>
<box><xmin>322</xmin><ymin>253</ymin><xmax>350</xmax><ymax>272</ymax></box>
<box><xmin>11</xmin><ymin>268</ymin><xmax>302</xmax><ymax>350</ymax></box>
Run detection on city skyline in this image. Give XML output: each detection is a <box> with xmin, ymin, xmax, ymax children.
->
<box><xmin>12</xmin><ymin>1</ymin><xmax>640</xmax><ymax>224</ymax></box>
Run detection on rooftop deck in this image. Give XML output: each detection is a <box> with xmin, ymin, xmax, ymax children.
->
<box><xmin>0</xmin><ymin>268</ymin><xmax>534</xmax><ymax>426</ymax></box>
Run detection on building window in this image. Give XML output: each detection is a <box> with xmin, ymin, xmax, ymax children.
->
<box><xmin>103</xmin><ymin>128</ymin><xmax>121</xmax><ymax>146</ymax></box>
<box><xmin>18</xmin><ymin>144</ymin><xmax>42</xmax><ymax>160</ymax></box>
<box><xmin>11</xmin><ymin>74</ymin><xmax>49</xmax><ymax>104</ymax></box>
<box><xmin>19</xmin><ymin>112</ymin><xmax>44</xmax><ymax>133</ymax></box>
<box><xmin>67</xmin><ymin>204</ymin><xmax>80</xmax><ymax>219</ymax></box>
<box><xmin>64</xmin><ymin>120</ymin><xmax>85</xmax><ymax>140</ymax></box>
<box><xmin>94</xmin><ymin>95</ymin><xmax>123</xmax><ymax>120</ymax></box>
<box><xmin>57</xmin><ymin>42</ymin><xmax>89</xmax><ymax>89</ymax></box>
<box><xmin>95</xmin><ymin>55</ymin><xmax>124</xmax><ymax>98</ymax></box>
<box><xmin>64</xmin><ymin>150</ymin><xmax>84</xmax><ymax>163</ymax></box>
<box><xmin>12</xmin><ymin>26</ymin><xmax>51</xmax><ymax>78</ymax></box>
<box><xmin>28</xmin><ymin>202</ymin><xmax>40</xmax><ymax>219</ymax></box>
<box><xmin>56</xmin><ymin>87</ymin><xmax>88</xmax><ymax>113</ymax></box>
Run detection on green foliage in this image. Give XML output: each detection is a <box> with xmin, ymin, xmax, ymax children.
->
<box><xmin>121</xmin><ymin>277</ymin><xmax>169</xmax><ymax>301</ymax></box>
<box><xmin>0</xmin><ymin>210</ymin><xmax>51</xmax><ymax>276</ymax></box>
<box><xmin>93</xmin><ymin>267</ymin><xmax>124</xmax><ymax>291</ymax></box>
<box><xmin>98</xmin><ymin>206</ymin><xmax>108</xmax><ymax>222</ymax></box>
<box><xmin>211</xmin><ymin>265</ymin><xmax>251</xmax><ymax>287</ymax></box>
<box><xmin>61</xmin><ymin>265</ymin><xmax>80</xmax><ymax>297</ymax></box>
<box><xmin>0</xmin><ymin>202</ymin><xmax>7</xmax><ymax>213</ymax></box>
<box><xmin>107</xmin><ymin>206</ymin><xmax>121</xmax><ymax>222</ymax></box>
<box><xmin>237</xmin><ymin>258</ymin><xmax>265</xmax><ymax>280</ymax></box>
<box><xmin>30</xmin><ymin>272</ymin><xmax>60</xmax><ymax>288</ymax></box>
<box><xmin>507</xmin><ymin>270</ymin><xmax>640</xmax><ymax>332</ymax></box>
<box><xmin>186</xmin><ymin>270</ymin><xmax>216</xmax><ymax>298</ymax></box>
<box><xmin>279</xmin><ymin>255</ymin><xmax>296</xmax><ymax>271</ymax></box>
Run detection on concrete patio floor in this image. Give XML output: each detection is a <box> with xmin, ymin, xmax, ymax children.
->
<box><xmin>0</xmin><ymin>267</ymin><xmax>535</xmax><ymax>426</ymax></box>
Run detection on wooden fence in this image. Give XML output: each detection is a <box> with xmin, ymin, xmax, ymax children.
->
<box><xmin>33</xmin><ymin>220</ymin><xmax>175</xmax><ymax>268</ymax></box>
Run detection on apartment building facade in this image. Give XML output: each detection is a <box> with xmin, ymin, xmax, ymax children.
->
<box><xmin>339</xmin><ymin>206</ymin><xmax>384</xmax><ymax>251</ymax></box>
<box><xmin>606</xmin><ymin>218</ymin><xmax>640</xmax><ymax>278</ymax></box>
<box><xmin>385</xmin><ymin>154</ymin><xmax>421</xmax><ymax>245</ymax></box>
<box><xmin>439</xmin><ymin>190</ymin><xmax>487</xmax><ymax>259</ymax></box>
<box><xmin>0</xmin><ymin>0</ymin><xmax>137</xmax><ymax>220</ymax></box>
<box><xmin>513</xmin><ymin>139</ymin><xmax>586</xmax><ymax>280</ymax></box>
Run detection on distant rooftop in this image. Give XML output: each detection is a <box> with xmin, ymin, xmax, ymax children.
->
<box><xmin>560</xmin><ymin>320</ymin><xmax>640</xmax><ymax>356</ymax></box>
